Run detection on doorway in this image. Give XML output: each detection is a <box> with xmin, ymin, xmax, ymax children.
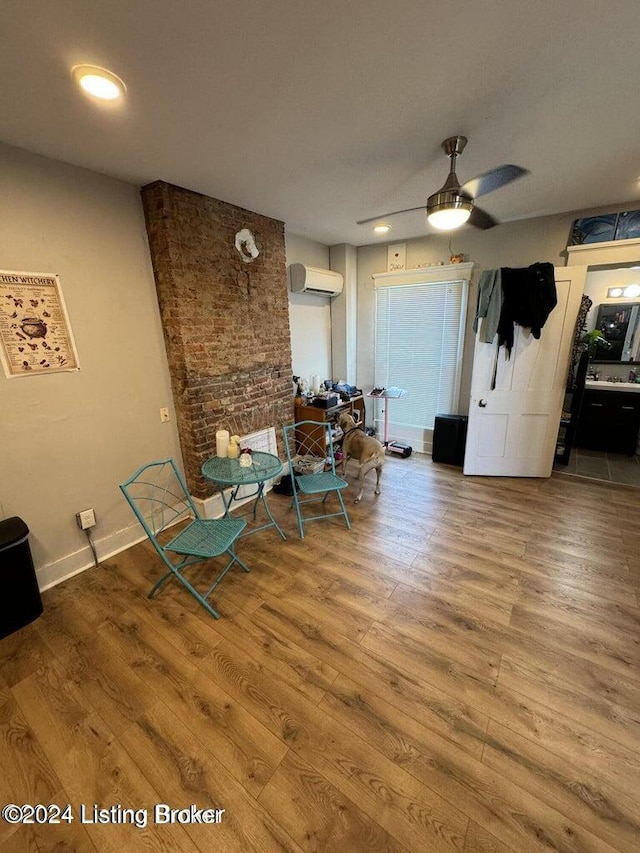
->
<box><xmin>561</xmin><ymin>241</ymin><xmax>640</xmax><ymax>484</ymax></box>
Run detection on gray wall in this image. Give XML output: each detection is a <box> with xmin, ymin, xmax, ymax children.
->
<box><xmin>0</xmin><ymin>143</ymin><xmax>182</xmax><ymax>588</ymax></box>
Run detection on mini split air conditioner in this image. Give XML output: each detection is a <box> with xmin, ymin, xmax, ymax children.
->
<box><xmin>289</xmin><ymin>263</ymin><xmax>343</xmax><ymax>297</ymax></box>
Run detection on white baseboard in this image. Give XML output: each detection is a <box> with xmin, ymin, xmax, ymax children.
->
<box><xmin>36</xmin><ymin>481</ymin><xmax>279</xmax><ymax>592</ymax></box>
<box><xmin>36</xmin><ymin>523</ymin><xmax>147</xmax><ymax>592</ymax></box>
<box><xmin>194</xmin><ymin>482</ymin><xmax>276</xmax><ymax>520</ymax></box>
<box><xmin>193</xmin><ymin>491</ymin><xmax>226</xmax><ymax>520</ymax></box>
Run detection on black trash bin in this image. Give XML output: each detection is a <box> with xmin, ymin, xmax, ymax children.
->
<box><xmin>432</xmin><ymin>414</ymin><xmax>468</xmax><ymax>466</ymax></box>
<box><xmin>0</xmin><ymin>517</ymin><xmax>43</xmax><ymax>639</ymax></box>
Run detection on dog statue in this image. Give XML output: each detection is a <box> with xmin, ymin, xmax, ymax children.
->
<box><xmin>336</xmin><ymin>412</ymin><xmax>385</xmax><ymax>502</ymax></box>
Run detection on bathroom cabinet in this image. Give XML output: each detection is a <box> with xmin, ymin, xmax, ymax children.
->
<box><xmin>576</xmin><ymin>388</ymin><xmax>640</xmax><ymax>455</ymax></box>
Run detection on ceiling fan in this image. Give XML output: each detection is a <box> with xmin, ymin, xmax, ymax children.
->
<box><xmin>357</xmin><ymin>135</ymin><xmax>529</xmax><ymax>231</ymax></box>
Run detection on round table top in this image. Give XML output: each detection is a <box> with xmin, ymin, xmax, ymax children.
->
<box><xmin>201</xmin><ymin>450</ymin><xmax>283</xmax><ymax>486</ymax></box>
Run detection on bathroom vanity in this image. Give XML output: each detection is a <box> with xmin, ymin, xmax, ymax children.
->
<box><xmin>576</xmin><ymin>380</ymin><xmax>640</xmax><ymax>455</ymax></box>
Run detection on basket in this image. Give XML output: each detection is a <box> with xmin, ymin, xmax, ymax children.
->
<box><xmin>293</xmin><ymin>455</ymin><xmax>326</xmax><ymax>475</ymax></box>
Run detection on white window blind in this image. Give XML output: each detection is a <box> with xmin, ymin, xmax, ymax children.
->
<box><xmin>375</xmin><ymin>277</ymin><xmax>467</xmax><ymax>431</ymax></box>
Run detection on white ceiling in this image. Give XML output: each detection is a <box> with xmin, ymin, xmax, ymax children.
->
<box><xmin>2</xmin><ymin>1</ymin><xmax>640</xmax><ymax>247</ymax></box>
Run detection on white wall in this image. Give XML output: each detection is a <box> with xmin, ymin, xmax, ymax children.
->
<box><xmin>0</xmin><ymin>143</ymin><xmax>183</xmax><ymax>589</ymax></box>
<box><xmin>284</xmin><ymin>232</ymin><xmax>333</xmax><ymax>387</ymax></box>
<box><xmin>329</xmin><ymin>244</ymin><xmax>358</xmax><ymax>385</ymax></box>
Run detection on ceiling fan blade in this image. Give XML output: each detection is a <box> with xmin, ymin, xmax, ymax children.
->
<box><xmin>460</xmin><ymin>165</ymin><xmax>529</xmax><ymax>200</ymax></box>
<box><xmin>356</xmin><ymin>205</ymin><xmax>425</xmax><ymax>225</ymax></box>
<box><xmin>468</xmin><ymin>206</ymin><xmax>497</xmax><ymax>230</ymax></box>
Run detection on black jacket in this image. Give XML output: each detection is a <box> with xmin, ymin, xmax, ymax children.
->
<box><xmin>496</xmin><ymin>262</ymin><xmax>557</xmax><ymax>356</ymax></box>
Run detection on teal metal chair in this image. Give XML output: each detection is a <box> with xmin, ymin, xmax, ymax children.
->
<box><xmin>282</xmin><ymin>420</ymin><xmax>351</xmax><ymax>538</ymax></box>
<box><xmin>120</xmin><ymin>458</ymin><xmax>249</xmax><ymax>619</ymax></box>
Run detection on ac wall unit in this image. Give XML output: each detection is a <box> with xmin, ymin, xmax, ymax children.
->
<box><xmin>289</xmin><ymin>263</ymin><xmax>344</xmax><ymax>297</ymax></box>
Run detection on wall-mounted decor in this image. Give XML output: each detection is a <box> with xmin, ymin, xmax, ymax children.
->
<box><xmin>0</xmin><ymin>270</ymin><xmax>80</xmax><ymax>378</ymax></box>
<box><xmin>614</xmin><ymin>210</ymin><xmax>640</xmax><ymax>241</ymax></box>
<box><xmin>387</xmin><ymin>243</ymin><xmax>406</xmax><ymax>272</ymax></box>
<box><xmin>569</xmin><ymin>209</ymin><xmax>640</xmax><ymax>245</ymax></box>
<box><xmin>234</xmin><ymin>228</ymin><xmax>260</xmax><ymax>262</ymax></box>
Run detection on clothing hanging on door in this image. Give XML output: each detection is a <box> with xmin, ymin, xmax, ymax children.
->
<box><xmin>473</xmin><ymin>268</ymin><xmax>503</xmax><ymax>344</ymax></box>
<box><xmin>477</xmin><ymin>261</ymin><xmax>557</xmax><ymax>389</ymax></box>
<box><xmin>496</xmin><ymin>262</ymin><xmax>557</xmax><ymax>356</ymax></box>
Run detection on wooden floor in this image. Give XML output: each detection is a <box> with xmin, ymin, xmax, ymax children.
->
<box><xmin>2</xmin><ymin>455</ymin><xmax>640</xmax><ymax>853</ymax></box>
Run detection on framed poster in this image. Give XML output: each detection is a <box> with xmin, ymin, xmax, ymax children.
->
<box><xmin>0</xmin><ymin>270</ymin><xmax>80</xmax><ymax>378</ymax></box>
<box><xmin>568</xmin><ymin>214</ymin><xmax>618</xmax><ymax>245</ymax></box>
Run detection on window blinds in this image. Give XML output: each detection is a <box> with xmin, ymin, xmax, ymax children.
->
<box><xmin>374</xmin><ymin>279</ymin><xmax>466</xmax><ymax>431</ymax></box>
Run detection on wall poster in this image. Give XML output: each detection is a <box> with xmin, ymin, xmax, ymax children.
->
<box><xmin>387</xmin><ymin>243</ymin><xmax>406</xmax><ymax>272</ymax></box>
<box><xmin>0</xmin><ymin>270</ymin><xmax>80</xmax><ymax>378</ymax></box>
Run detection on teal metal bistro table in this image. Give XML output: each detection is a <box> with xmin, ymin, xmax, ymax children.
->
<box><xmin>201</xmin><ymin>451</ymin><xmax>286</xmax><ymax>540</ymax></box>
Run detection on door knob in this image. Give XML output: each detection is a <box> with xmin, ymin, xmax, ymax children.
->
<box><xmin>478</xmin><ymin>399</ymin><xmax>487</xmax><ymax>408</ymax></box>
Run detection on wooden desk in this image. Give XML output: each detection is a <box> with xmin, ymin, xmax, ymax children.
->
<box><xmin>294</xmin><ymin>395</ymin><xmax>365</xmax><ymax>451</ymax></box>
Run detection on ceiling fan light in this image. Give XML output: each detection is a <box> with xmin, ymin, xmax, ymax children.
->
<box><xmin>427</xmin><ymin>203</ymin><xmax>472</xmax><ymax>230</ymax></box>
<box><xmin>428</xmin><ymin>207</ymin><xmax>471</xmax><ymax>230</ymax></box>
<box><xmin>427</xmin><ymin>190</ymin><xmax>473</xmax><ymax>230</ymax></box>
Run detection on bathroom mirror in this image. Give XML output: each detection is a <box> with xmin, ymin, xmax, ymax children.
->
<box><xmin>591</xmin><ymin>301</ymin><xmax>640</xmax><ymax>362</ymax></box>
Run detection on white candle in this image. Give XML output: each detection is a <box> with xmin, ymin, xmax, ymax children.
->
<box><xmin>216</xmin><ymin>430</ymin><xmax>229</xmax><ymax>458</ymax></box>
<box><xmin>311</xmin><ymin>375</ymin><xmax>321</xmax><ymax>393</ymax></box>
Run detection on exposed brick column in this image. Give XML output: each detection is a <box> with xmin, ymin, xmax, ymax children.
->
<box><xmin>141</xmin><ymin>181</ymin><xmax>293</xmax><ymax>498</ymax></box>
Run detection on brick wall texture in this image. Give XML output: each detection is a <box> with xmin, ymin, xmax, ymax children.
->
<box><xmin>141</xmin><ymin>181</ymin><xmax>294</xmax><ymax>498</ymax></box>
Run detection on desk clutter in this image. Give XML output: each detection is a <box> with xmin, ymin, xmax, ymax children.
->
<box><xmin>293</xmin><ymin>375</ymin><xmax>362</xmax><ymax>409</ymax></box>
<box><xmin>294</xmin><ymin>391</ymin><xmax>366</xmax><ymax>434</ymax></box>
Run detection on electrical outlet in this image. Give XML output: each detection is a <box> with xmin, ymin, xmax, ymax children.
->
<box><xmin>160</xmin><ymin>407</ymin><xmax>170</xmax><ymax>422</ymax></box>
<box><xmin>76</xmin><ymin>508</ymin><xmax>96</xmax><ymax>530</ymax></box>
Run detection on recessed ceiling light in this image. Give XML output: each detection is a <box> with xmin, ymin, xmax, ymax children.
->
<box><xmin>624</xmin><ymin>283</ymin><xmax>640</xmax><ymax>298</ymax></box>
<box><xmin>607</xmin><ymin>287</ymin><xmax>624</xmax><ymax>297</ymax></box>
<box><xmin>373</xmin><ymin>224</ymin><xmax>392</xmax><ymax>234</ymax></box>
<box><xmin>72</xmin><ymin>65</ymin><xmax>126</xmax><ymax>100</ymax></box>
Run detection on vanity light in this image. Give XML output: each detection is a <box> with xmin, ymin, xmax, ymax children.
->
<box><xmin>374</xmin><ymin>224</ymin><xmax>392</xmax><ymax>235</ymax></box>
<box><xmin>608</xmin><ymin>284</ymin><xmax>640</xmax><ymax>298</ymax></box>
<box><xmin>72</xmin><ymin>65</ymin><xmax>126</xmax><ymax>100</ymax></box>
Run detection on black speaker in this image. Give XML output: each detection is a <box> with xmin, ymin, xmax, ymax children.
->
<box><xmin>432</xmin><ymin>415</ymin><xmax>468</xmax><ymax>466</ymax></box>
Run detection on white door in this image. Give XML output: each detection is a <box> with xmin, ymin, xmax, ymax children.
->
<box><xmin>463</xmin><ymin>266</ymin><xmax>586</xmax><ymax>477</ymax></box>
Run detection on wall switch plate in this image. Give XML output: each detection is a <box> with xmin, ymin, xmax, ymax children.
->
<box><xmin>77</xmin><ymin>508</ymin><xmax>96</xmax><ymax>529</ymax></box>
<box><xmin>160</xmin><ymin>407</ymin><xmax>170</xmax><ymax>422</ymax></box>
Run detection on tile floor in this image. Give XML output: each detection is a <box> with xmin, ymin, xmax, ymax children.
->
<box><xmin>555</xmin><ymin>447</ymin><xmax>640</xmax><ymax>487</ymax></box>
